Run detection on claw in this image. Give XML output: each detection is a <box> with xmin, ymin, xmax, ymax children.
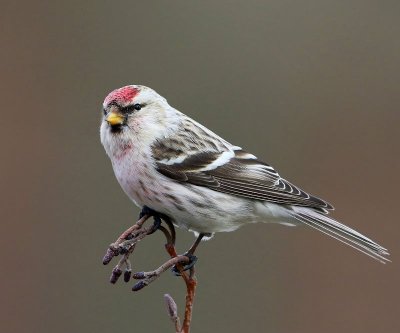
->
<box><xmin>140</xmin><ymin>205</ymin><xmax>156</xmax><ymax>218</ymax></box>
<box><xmin>139</xmin><ymin>206</ymin><xmax>162</xmax><ymax>235</ymax></box>
<box><xmin>172</xmin><ymin>253</ymin><xmax>198</xmax><ymax>276</ymax></box>
<box><xmin>147</xmin><ymin>215</ymin><xmax>161</xmax><ymax>235</ymax></box>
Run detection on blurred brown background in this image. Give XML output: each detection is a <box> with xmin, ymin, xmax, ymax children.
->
<box><xmin>1</xmin><ymin>1</ymin><xmax>399</xmax><ymax>332</ymax></box>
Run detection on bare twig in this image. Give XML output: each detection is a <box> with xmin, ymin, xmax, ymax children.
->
<box><xmin>164</xmin><ymin>294</ymin><xmax>181</xmax><ymax>333</ymax></box>
<box><xmin>164</xmin><ymin>241</ymin><xmax>198</xmax><ymax>333</ymax></box>
<box><xmin>102</xmin><ymin>213</ymin><xmax>199</xmax><ymax>333</ymax></box>
<box><xmin>102</xmin><ymin>214</ymin><xmax>151</xmax><ymax>265</ymax></box>
<box><xmin>132</xmin><ymin>255</ymin><xmax>190</xmax><ymax>291</ymax></box>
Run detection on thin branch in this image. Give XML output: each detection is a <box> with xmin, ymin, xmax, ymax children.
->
<box><xmin>164</xmin><ymin>241</ymin><xmax>197</xmax><ymax>333</ymax></box>
<box><xmin>102</xmin><ymin>214</ymin><xmax>151</xmax><ymax>265</ymax></box>
<box><xmin>164</xmin><ymin>294</ymin><xmax>181</xmax><ymax>333</ymax></box>
<box><xmin>132</xmin><ymin>255</ymin><xmax>190</xmax><ymax>291</ymax></box>
<box><xmin>102</xmin><ymin>213</ymin><xmax>199</xmax><ymax>333</ymax></box>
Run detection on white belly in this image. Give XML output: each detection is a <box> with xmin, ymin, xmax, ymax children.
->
<box><xmin>111</xmin><ymin>150</ymin><xmax>290</xmax><ymax>234</ymax></box>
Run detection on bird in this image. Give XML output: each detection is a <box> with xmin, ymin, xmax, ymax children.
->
<box><xmin>100</xmin><ymin>85</ymin><xmax>389</xmax><ymax>264</ymax></box>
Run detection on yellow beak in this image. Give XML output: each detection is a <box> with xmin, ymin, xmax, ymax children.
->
<box><xmin>106</xmin><ymin>111</ymin><xmax>124</xmax><ymax>126</ymax></box>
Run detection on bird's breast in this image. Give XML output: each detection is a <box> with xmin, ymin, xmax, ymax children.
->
<box><xmin>111</xmin><ymin>149</ymin><xmax>165</xmax><ymax>208</ymax></box>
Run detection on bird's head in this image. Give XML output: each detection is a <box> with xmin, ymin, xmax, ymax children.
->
<box><xmin>100</xmin><ymin>85</ymin><xmax>177</xmax><ymax>157</ymax></box>
<box><xmin>101</xmin><ymin>85</ymin><xmax>169</xmax><ymax>132</ymax></box>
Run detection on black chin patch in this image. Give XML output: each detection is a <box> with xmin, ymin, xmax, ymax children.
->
<box><xmin>109</xmin><ymin>124</ymin><xmax>124</xmax><ymax>133</ymax></box>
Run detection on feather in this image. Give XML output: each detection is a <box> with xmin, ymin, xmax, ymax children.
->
<box><xmin>288</xmin><ymin>206</ymin><xmax>390</xmax><ymax>263</ymax></box>
<box><xmin>102</xmin><ymin>85</ymin><xmax>389</xmax><ymax>262</ymax></box>
<box><xmin>152</xmin><ymin>130</ymin><xmax>333</xmax><ymax>212</ymax></box>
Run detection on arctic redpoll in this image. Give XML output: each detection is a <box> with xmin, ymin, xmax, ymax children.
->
<box><xmin>100</xmin><ymin>85</ymin><xmax>389</xmax><ymax>263</ymax></box>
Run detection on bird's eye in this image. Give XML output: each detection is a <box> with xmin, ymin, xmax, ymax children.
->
<box><xmin>119</xmin><ymin>103</ymin><xmax>144</xmax><ymax>114</ymax></box>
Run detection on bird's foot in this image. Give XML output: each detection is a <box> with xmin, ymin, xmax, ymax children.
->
<box><xmin>139</xmin><ymin>205</ymin><xmax>162</xmax><ymax>235</ymax></box>
<box><xmin>139</xmin><ymin>205</ymin><xmax>158</xmax><ymax>219</ymax></box>
<box><xmin>171</xmin><ymin>253</ymin><xmax>198</xmax><ymax>276</ymax></box>
<box><xmin>170</xmin><ymin>232</ymin><xmax>209</xmax><ymax>276</ymax></box>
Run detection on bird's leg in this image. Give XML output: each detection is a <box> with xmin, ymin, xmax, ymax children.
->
<box><xmin>139</xmin><ymin>205</ymin><xmax>162</xmax><ymax>235</ymax></box>
<box><xmin>140</xmin><ymin>206</ymin><xmax>176</xmax><ymax>245</ymax></box>
<box><xmin>159</xmin><ymin>214</ymin><xmax>176</xmax><ymax>246</ymax></box>
<box><xmin>172</xmin><ymin>233</ymin><xmax>210</xmax><ymax>276</ymax></box>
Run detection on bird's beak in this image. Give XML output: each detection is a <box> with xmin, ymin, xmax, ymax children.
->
<box><xmin>105</xmin><ymin>111</ymin><xmax>124</xmax><ymax>126</ymax></box>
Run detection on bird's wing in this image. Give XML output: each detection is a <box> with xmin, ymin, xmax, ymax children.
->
<box><xmin>151</xmin><ymin>120</ymin><xmax>392</xmax><ymax>262</ymax></box>
<box><xmin>151</xmin><ymin>121</ymin><xmax>333</xmax><ymax>212</ymax></box>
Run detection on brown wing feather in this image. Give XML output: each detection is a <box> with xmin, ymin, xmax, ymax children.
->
<box><xmin>153</xmin><ymin>146</ymin><xmax>333</xmax><ymax>212</ymax></box>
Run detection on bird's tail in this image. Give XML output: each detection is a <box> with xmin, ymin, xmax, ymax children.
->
<box><xmin>288</xmin><ymin>206</ymin><xmax>390</xmax><ymax>263</ymax></box>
